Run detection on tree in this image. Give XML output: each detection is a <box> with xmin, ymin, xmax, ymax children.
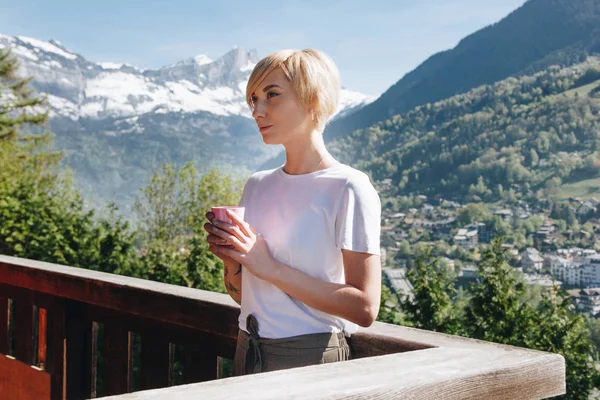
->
<box><xmin>463</xmin><ymin>238</ymin><xmax>533</xmax><ymax>345</ymax></box>
<box><xmin>402</xmin><ymin>252</ymin><xmax>460</xmax><ymax>334</ymax></box>
<box><xmin>457</xmin><ymin>203</ymin><xmax>490</xmax><ymax>225</ymax></box>
<box><xmin>131</xmin><ymin>162</ymin><xmax>244</xmax><ymax>292</ymax></box>
<box><xmin>0</xmin><ymin>49</ymin><xmax>48</xmax><ymax>141</ymax></box>
<box><xmin>377</xmin><ymin>284</ymin><xmax>406</xmax><ymax>325</ymax></box>
<box><xmin>527</xmin><ymin>289</ymin><xmax>600</xmax><ymax>400</ymax></box>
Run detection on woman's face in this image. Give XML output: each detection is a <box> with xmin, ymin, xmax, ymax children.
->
<box><xmin>250</xmin><ymin>68</ymin><xmax>313</xmax><ymax>145</ymax></box>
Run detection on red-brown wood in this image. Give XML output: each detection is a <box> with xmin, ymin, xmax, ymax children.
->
<box><xmin>0</xmin><ymin>259</ymin><xmax>240</xmax><ymax>342</ymax></box>
<box><xmin>0</xmin><ymin>354</ymin><xmax>51</xmax><ymax>400</ymax></box>
<box><xmin>13</xmin><ymin>294</ymin><xmax>34</xmax><ymax>364</ymax></box>
<box><xmin>65</xmin><ymin>300</ymin><xmax>93</xmax><ymax>400</ymax></box>
<box><xmin>183</xmin><ymin>346</ymin><xmax>218</xmax><ymax>384</ymax></box>
<box><xmin>0</xmin><ymin>296</ymin><xmax>8</xmax><ymax>355</ymax></box>
<box><xmin>46</xmin><ymin>298</ymin><xmax>66</xmax><ymax>400</ymax></box>
<box><xmin>91</xmin><ymin>322</ymin><xmax>98</xmax><ymax>398</ymax></box>
<box><xmin>85</xmin><ymin>304</ymin><xmax>236</xmax><ymax>359</ymax></box>
<box><xmin>38</xmin><ymin>307</ymin><xmax>47</xmax><ymax>368</ymax></box>
<box><xmin>103</xmin><ymin>324</ymin><xmax>132</xmax><ymax>396</ymax></box>
<box><xmin>140</xmin><ymin>334</ymin><xmax>171</xmax><ymax>390</ymax></box>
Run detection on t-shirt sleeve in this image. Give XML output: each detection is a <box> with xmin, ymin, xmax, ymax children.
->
<box><xmin>334</xmin><ymin>174</ymin><xmax>381</xmax><ymax>256</ymax></box>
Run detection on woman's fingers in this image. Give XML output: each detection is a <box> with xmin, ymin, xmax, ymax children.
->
<box><xmin>207</xmin><ymin>233</ymin><xmax>228</xmax><ymax>244</ymax></box>
<box><xmin>210</xmin><ymin>220</ymin><xmax>246</xmax><ymax>243</ymax></box>
<box><xmin>226</xmin><ymin>209</ymin><xmax>254</xmax><ymax>238</ymax></box>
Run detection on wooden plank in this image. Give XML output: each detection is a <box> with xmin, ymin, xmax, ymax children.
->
<box><xmin>38</xmin><ymin>308</ymin><xmax>47</xmax><ymax>369</ymax></box>
<box><xmin>91</xmin><ymin>322</ymin><xmax>99</xmax><ymax>398</ymax></box>
<box><xmin>86</xmin><ymin>304</ymin><xmax>236</xmax><ymax>359</ymax></box>
<box><xmin>183</xmin><ymin>346</ymin><xmax>218</xmax><ymax>384</ymax></box>
<box><xmin>0</xmin><ymin>296</ymin><xmax>8</xmax><ymax>355</ymax></box>
<box><xmin>97</xmin><ymin>347</ymin><xmax>566</xmax><ymax>400</ymax></box>
<box><xmin>46</xmin><ymin>298</ymin><xmax>66</xmax><ymax>400</ymax></box>
<box><xmin>13</xmin><ymin>294</ymin><xmax>34</xmax><ymax>364</ymax></box>
<box><xmin>0</xmin><ymin>354</ymin><xmax>51</xmax><ymax>400</ymax></box>
<box><xmin>140</xmin><ymin>334</ymin><xmax>170</xmax><ymax>390</ymax></box>
<box><xmin>0</xmin><ymin>255</ymin><xmax>240</xmax><ymax>342</ymax></box>
<box><xmin>65</xmin><ymin>300</ymin><xmax>93</xmax><ymax>400</ymax></box>
<box><xmin>0</xmin><ymin>282</ymin><xmax>56</xmax><ymax>310</ymax></box>
<box><xmin>103</xmin><ymin>324</ymin><xmax>132</xmax><ymax>396</ymax></box>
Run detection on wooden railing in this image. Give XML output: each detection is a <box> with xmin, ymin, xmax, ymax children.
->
<box><xmin>0</xmin><ymin>255</ymin><xmax>566</xmax><ymax>399</ymax></box>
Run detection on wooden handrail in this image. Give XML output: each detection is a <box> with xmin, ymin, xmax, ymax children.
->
<box><xmin>0</xmin><ymin>255</ymin><xmax>566</xmax><ymax>399</ymax></box>
<box><xmin>100</xmin><ymin>346</ymin><xmax>564</xmax><ymax>400</ymax></box>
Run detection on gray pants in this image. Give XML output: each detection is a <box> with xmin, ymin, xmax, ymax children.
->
<box><xmin>233</xmin><ymin>314</ymin><xmax>351</xmax><ymax>376</ymax></box>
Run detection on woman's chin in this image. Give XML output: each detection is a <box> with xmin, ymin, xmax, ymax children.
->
<box><xmin>261</xmin><ymin>134</ymin><xmax>280</xmax><ymax>145</ymax></box>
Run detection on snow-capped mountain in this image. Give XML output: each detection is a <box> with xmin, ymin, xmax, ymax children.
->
<box><xmin>0</xmin><ymin>34</ymin><xmax>376</xmax><ymax>217</ymax></box>
<box><xmin>0</xmin><ymin>35</ymin><xmax>374</xmax><ymax>123</ymax></box>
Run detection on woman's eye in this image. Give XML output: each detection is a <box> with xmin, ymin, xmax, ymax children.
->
<box><xmin>267</xmin><ymin>92</ymin><xmax>279</xmax><ymax>99</ymax></box>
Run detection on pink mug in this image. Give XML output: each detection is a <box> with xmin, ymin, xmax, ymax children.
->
<box><xmin>211</xmin><ymin>206</ymin><xmax>245</xmax><ymax>224</ymax></box>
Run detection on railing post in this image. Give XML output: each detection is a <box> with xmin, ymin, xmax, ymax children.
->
<box><xmin>38</xmin><ymin>307</ymin><xmax>47</xmax><ymax>369</ymax></box>
<box><xmin>183</xmin><ymin>345</ymin><xmax>218</xmax><ymax>383</ymax></box>
<box><xmin>45</xmin><ymin>298</ymin><xmax>66</xmax><ymax>400</ymax></box>
<box><xmin>140</xmin><ymin>334</ymin><xmax>171</xmax><ymax>390</ymax></box>
<box><xmin>14</xmin><ymin>292</ymin><xmax>34</xmax><ymax>364</ymax></box>
<box><xmin>103</xmin><ymin>324</ymin><xmax>132</xmax><ymax>395</ymax></box>
<box><xmin>65</xmin><ymin>300</ymin><xmax>94</xmax><ymax>399</ymax></box>
<box><xmin>0</xmin><ymin>296</ymin><xmax>8</xmax><ymax>355</ymax></box>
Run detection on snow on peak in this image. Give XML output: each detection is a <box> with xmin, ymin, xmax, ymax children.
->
<box><xmin>0</xmin><ymin>34</ymin><xmax>14</xmax><ymax>42</ymax></box>
<box><xmin>2</xmin><ymin>33</ymin><xmax>372</xmax><ymax>122</ymax></box>
<box><xmin>98</xmin><ymin>62</ymin><xmax>144</xmax><ymax>72</ymax></box>
<box><xmin>16</xmin><ymin>35</ymin><xmax>77</xmax><ymax>60</ymax></box>
<box><xmin>240</xmin><ymin>61</ymin><xmax>256</xmax><ymax>72</ymax></box>
<box><xmin>194</xmin><ymin>54</ymin><xmax>212</xmax><ymax>66</ymax></box>
<box><xmin>99</xmin><ymin>62</ymin><xmax>124</xmax><ymax>70</ymax></box>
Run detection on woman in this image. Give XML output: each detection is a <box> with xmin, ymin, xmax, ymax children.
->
<box><xmin>204</xmin><ymin>49</ymin><xmax>381</xmax><ymax>376</ymax></box>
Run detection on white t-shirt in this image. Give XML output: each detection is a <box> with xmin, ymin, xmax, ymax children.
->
<box><xmin>238</xmin><ymin>162</ymin><xmax>381</xmax><ymax>339</ymax></box>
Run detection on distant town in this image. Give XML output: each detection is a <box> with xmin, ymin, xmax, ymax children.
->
<box><xmin>376</xmin><ymin>182</ymin><xmax>600</xmax><ymax>318</ymax></box>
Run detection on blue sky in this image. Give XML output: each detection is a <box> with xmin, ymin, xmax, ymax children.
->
<box><xmin>0</xmin><ymin>0</ymin><xmax>526</xmax><ymax>95</ymax></box>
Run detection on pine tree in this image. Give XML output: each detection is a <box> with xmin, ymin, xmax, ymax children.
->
<box><xmin>463</xmin><ymin>238</ymin><xmax>532</xmax><ymax>345</ymax></box>
<box><xmin>0</xmin><ymin>48</ymin><xmax>48</xmax><ymax>141</ymax></box>
<box><xmin>402</xmin><ymin>252</ymin><xmax>460</xmax><ymax>334</ymax></box>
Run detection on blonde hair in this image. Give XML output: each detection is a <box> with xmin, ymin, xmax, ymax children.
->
<box><xmin>246</xmin><ymin>49</ymin><xmax>340</xmax><ymax>131</ymax></box>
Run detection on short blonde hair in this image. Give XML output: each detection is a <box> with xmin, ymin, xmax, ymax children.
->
<box><xmin>246</xmin><ymin>49</ymin><xmax>340</xmax><ymax>131</ymax></box>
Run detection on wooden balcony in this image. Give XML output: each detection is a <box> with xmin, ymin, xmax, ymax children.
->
<box><xmin>0</xmin><ymin>255</ymin><xmax>566</xmax><ymax>399</ymax></box>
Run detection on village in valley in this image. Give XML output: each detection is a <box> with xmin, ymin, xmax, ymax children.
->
<box><xmin>376</xmin><ymin>177</ymin><xmax>600</xmax><ymax>317</ymax></box>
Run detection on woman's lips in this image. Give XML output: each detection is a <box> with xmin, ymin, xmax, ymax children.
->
<box><xmin>259</xmin><ymin>125</ymin><xmax>272</xmax><ymax>133</ymax></box>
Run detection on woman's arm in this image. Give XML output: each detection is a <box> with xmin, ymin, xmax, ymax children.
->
<box><xmin>204</xmin><ymin>212</ymin><xmax>243</xmax><ymax>305</ymax></box>
<box><xmin>207</xmin><ymin>210</ymin><xmax>381</xmax><ymax>326</ymax></box>
<box><xmin>223</xmin><ymin>258</ymin><xmax>242</xmax><ymax>305</ymax></box>
<box><xmin>265</xmin><ymin>249</ymin><xmax>381</xmax><ymax>327</ymax></box>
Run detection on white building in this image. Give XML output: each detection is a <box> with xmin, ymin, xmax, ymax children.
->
<box><xmin>548</xmin><ymin>255</ymin><xmax>584</xmax><ymax>286</ymax></box>
<box><xmin>521</xmin><ymin>248</ymin><xmax>544</xmax><ymax>271</ymax></box>
<box><xmin>577</xmin><ymin>288</ymin><xmax>600</xmax><ymax>316</ymax></box>
<box><xmin>454</xmin><ymin>229</ymin><xmax>478</xmax><ymax>250</ymax></box>
<box><xmin>583</xmin><ymin>255</ymin><xmax>600</xmax><ymax>287</ymax></box>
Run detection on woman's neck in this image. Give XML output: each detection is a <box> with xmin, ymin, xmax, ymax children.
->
<box><xmin>282</xmin><ymin>131</ymin><xmax>337</xmax><ymax>175</ymax></box>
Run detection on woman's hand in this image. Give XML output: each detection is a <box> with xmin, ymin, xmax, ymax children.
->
<box><xmin>204</xmin><ymin>212</ymin><xmax>238</xmax><ymax>265</ymax></box>
<box><xmin>203</xmin><ymin>210</ymin><xmax>276</xmax><ymax>281</ymax></box>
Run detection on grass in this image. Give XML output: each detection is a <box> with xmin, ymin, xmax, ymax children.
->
<box><xmin>562</xmin><ymin>79</ymin><xmax>600</xmax><ymax>97</ymax></box>
<box><xmin>552</xmin><ymin>177</ymin><xmax>600</xmax><ymax>201</ymax></box>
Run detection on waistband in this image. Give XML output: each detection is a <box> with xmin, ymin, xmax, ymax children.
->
<box><xmin>241</xmin><ymin>314</ymin><xmax>347</xmax><ymax>374</ymax></box>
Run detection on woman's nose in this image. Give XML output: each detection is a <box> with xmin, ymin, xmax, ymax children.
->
<box><xmin>251</xmin><ymin>100</ymin><xmax>266</xmax><ymax>118</ymax></box>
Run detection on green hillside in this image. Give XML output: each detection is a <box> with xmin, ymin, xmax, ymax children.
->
<box><xmin>329</xmin><ymin>59</ymin><xmax>600</xmax><ymax>204</ymax></box>
<box><xmin>324</xmin><ymin>0</ymin><xmax>600</xmax><ymax>142</ymax></box>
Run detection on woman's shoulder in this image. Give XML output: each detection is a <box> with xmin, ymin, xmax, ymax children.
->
<box><xmin>246</xmin><ymin>166</ymin><xmax>281</xmax><ymax>184</ymax></box>
<box><xmin>332</xmin><ymin>163</ymin><xmax>375</xmax><ymax>186</ymax></box>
